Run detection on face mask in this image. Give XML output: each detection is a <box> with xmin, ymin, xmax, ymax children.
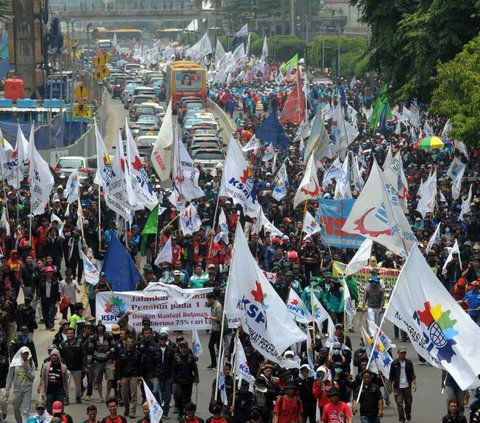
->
<box><xmin>335</xmin><ymin>368</ymin><xmax>343</xmax><ymax>374</ymax></box>
<box><xmin>361</xmin><ymin>346</ymin><xmax>366</xmax><ymax>351</ymax></box>
<box><xmin>445</xmin><ymin>228</ymin><xmax>450</xmax><ymax>233</ymax></box>
<box><xmin>212</xmin><ymin>407</ymin><xmax>221</xmax><ymax>414</ymax></box>
<box><xmin>333</xmin><ymin>349</ymin><xmax>341</xmax><ymax>356</ymax></box>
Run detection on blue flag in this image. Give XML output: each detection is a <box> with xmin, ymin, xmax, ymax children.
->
<box><xmin>338</xmin><ymin>86</ymin><xmax>346</xmax><ymax>106</ymax></box>
<box><xmin>255</xmin><ymin>112</ymin><xmax>290</xmax><ymax>151</ymax></box>
<box><xmin>102</xmin><ymin>235</ymin><xmax>142</xmax><ymax>291</ymax></box>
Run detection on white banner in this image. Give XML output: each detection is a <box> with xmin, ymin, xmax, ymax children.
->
<box><xmin>96</xmin><ymin>289</ymin><xmax>213</xmax><ymax>330</ymax></box>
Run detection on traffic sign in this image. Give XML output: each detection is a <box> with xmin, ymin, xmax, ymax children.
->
<box><xmin>93</xmin><ymin>51</ymin><xmax>111</xmax><ymax>68</ymax></box>
<box><xmin>73</xmin><ymin>104</ymin><xmax>92</xmax><ymax>118</ymax></box>
<box><xmin>74</xmin><ymin>84</ymin><xmax>89</xmax><ymax>99</ymax></box>
<box><xmin>93</xmin><ymin>66</ymin><xmax>110</xmax><ymax>80</ymax></box>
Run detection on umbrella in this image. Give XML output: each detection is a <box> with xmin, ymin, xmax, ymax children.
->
<box><xmin>414</xmin><ymin>136</ymin><xmax>451</xmax><ymax>149</ymax></box>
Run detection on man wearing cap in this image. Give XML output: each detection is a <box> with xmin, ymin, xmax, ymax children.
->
<box><xmin>153</xmin><ymin>331</ymin><xmax>175</xmax><ymax>418</ymax></box>
<box><xmin>69</xmin><ymin>302</ymin><xmax>86</xmax><ymax>335</ymax></box>
<box><xmin>321</xmin><ymin>389</ymin><xmax>352</xmax><ymax>423</ymax></box>
<box><xmin>388</xmin><ymin>348</ymin><xmax>416</xmax><ymax>423</ymax></box>
<box><xmin>458</xmin><ymin>280</ymin><xmax>480</xmax><ymax>325</ymax></box>
<box><xmin>60</xmin><ymin>328</ymin><xmax>84</xmax><ymax>404</ymax></box>
<box><xmin>32</xmin><ymin>400</ymin><xmax>51</xmax><ymax>423</ymax></box>
<box><xmin>300</xmin><ymin>238</ymin><xmax>321</xmax><ymax>281</ymax></box>
<box><xmin>16</xmin><ymin>295</ymin><xmax>37</xmax><ymax>337</ymax></box>
<box><xmin>6</xmin><ymin>346</ymin><xmax>35</xmax><ymax>423</ymax></box>
<box><xmin>352</xmin><ymin>369</ymin><xmax>383</xmax><ymax>422</ymax></box>
<box><xmin>40</xmin><ymin>348</ymin><xmax>68</xmax><ymax>414</ymax></box>
<box><xmin>117</xmin><ymin>336</ymin><xmax>141</xmax><ymax>418</ymax></box>
<box><xmin>363</xmin><ymin>274</ymin><xmax>385</xmax><ymax>326</ymax></box>
<box><xmin>90</xmin><ymin>273</ymin><xmax>110</xmax><ymax>318</ymax></box>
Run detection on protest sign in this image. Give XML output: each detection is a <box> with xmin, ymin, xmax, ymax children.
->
<box><xmin>332</xmin><ymin>261</ymin><xmax>400</xmax><ymax>306</ymax></box>
<box><xmin>317</xmin><ymin>199</ymin><xmax>365</xmax><ymax>249</ymax></box>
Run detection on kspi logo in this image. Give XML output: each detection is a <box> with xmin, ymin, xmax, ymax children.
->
<box><xmin>101</xmin><ymin>296</ymin><xmax>126</xmax><ymax>322</ymax></box>
<box><xmin>236</xmin><ymin>281</ymin><xmax>268</xmax><ymax>329</ymax></box>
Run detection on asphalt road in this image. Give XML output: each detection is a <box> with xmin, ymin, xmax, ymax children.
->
<box><xmin>3</xmin><ymin>95</ymin><xmax>460</xmax><ymax>423</ymax></box>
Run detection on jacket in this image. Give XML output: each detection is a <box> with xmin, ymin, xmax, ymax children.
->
<box><xmin>60</xmin><ymin>339</ymin><xmax>83</xmax><ymax>371</ymax></box>
<box><xmin>154</xmin><ymin>345</ymin><xmax>175</xmax><ymax>379</ymax></box>
<box><xmin>87</xmin><ymin>333</ymin><xmax>115</xmax><ymax>364</ymax></box>
<box><xmin>6</xmin><ymin>359</ymin><xmax>35</xmax><ymax>390</ymax></box>
<box><xmin>172</xmin><ymin>350</ymin><xmax>199</xmax><ymax>384</ymax></box>
<box><xmin>389</xmin><ymin>358</ymin><xmax>416</xmax><ymax>389</ymax></box>
<box><xmin>40</xmin><ymin>360</ymin><xmax>69</xmax><ymax>395</ymax></box>
<box><xmin>117</xmin><ymin>347</ymin><xmax>141</xmax><ymax>378</ymax></box>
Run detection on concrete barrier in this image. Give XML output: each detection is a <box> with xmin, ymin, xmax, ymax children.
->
<box><xmin>207</xmin><ymin>99</ymin><xmax>236</xmax><ymax>142</ymax></box>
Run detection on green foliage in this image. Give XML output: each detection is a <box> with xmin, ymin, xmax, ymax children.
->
<box><xmin>351</xmin><ymin>0</ymin><xmax>480</xmax><ymax>102</ymax></box>
<box><xmin>308</xmin><ymin>36</ymin><xmax>368</xmax><ymax>78</ymax></box>
<box><xmin>218</xmin><ymin>32</ymin><xmax>260</xmax><ymax>52</ymax></box>
<box><xmin>0</xmin><ymin>0</ymin><xmax>11</xmax><ymax>23</ymax></box>
<box><xmin>250</xmin><ymin>35</ymin><xmax>305</xmax><ymax>61</ymax></box>
<box><xmin>431</xmin><ymin>35</ymin><xmax>480</xmax><ymax>147</ymax></box>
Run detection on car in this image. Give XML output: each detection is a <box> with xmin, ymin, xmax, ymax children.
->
<box><xmin>129</xmin><ymin>95</ymin><xmax>157</xmax><ymax>117</ymax></box>
<box><xmin>136</xmin><ymin>115</ymin><xmax>160</xmax><ymax>131</ymax></box>
<box><xmin>132</xmin><ymin>86</ymin><xmax>156</xmax><ymax>97</ymax></box>
<box><xmin>122</xmin><ymin>82</ymin><xmax>142</xmax><ymax>104</ymax></box>
<box><xmin>135</xmin><ymin>135</ymin><xmax>157</xmax><ymax>157</ymax></box>
<box><xmin>192</xmin><ymin>148</ymin><xmax>225</xmax><ymax>169</ymax></box>
<box><xmin>185</xmin><ymin>128</ymin><xmax>218</xmax><ymax>144</ymax></box>
<box><xmin>111</xmin><ymin>75</ymin><xmax>129</xmax><ymax>99</ymax></box>
<box><xmin>190</xmin><ymin>134</ymin><xmax>222</xmax><ymax>149</ymax></box>
<box><xmin>53</xmin><ymin>156</ymin><xmax>97</xmax><ymax>180</ymax></box>
<box><xmin>131</xmin><ymin>103</ymin><xmax>165</xmax><ymax>121</ymax></box>
<box><xmin>190</xmin><ymin>142</ymin><xmax>223</xmax><ymax>156</ymax></box>
<box><xmin>178</xmin><ymin>101</ymin><xmax>205</xmax><ymax>124</ymax></box>
<box><xmin>124</xmin><ymin>63</ymin><xmax>143</xmax><ymax>75</ymax></box>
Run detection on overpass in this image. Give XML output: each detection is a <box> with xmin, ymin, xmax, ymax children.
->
<box><xmin>58</xmin><ymin>6</ymin><xmax>214</xmax><ymax>25</ymax></box>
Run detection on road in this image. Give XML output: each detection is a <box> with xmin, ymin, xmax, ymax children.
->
<box><xmin>6</xmin><ymin>96</ymin><xmax>456</xmax><ymax>422</ymax></box>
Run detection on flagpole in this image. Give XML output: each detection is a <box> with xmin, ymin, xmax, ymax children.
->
<box><xmin>310</xmin><ymin>286</ymin><xmax>316</xmax><ymax>347</ymax></box>
<box><xmin>230</xmin><ymin>329</ymin><xmax>240</xmax><ymax>417</ymax></box>
<box><xmin>98</xmin><ymin>186</ymin><xmax>102</xmax><ymax>247</ymax></box>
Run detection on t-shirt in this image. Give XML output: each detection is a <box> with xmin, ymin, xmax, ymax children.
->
<box><xmin>322</xmin><ymin>402</ymin><xmax>352</xmax><ymax>423</ymax></box>
<box><xmin>464</xmin><ymin>290</ymin><xmax>480</xmax><ymax>316</ymax></box>
<box><xmin>273</xmin><ymin>395</ymin><xmax>303</xmax><ymax>423</ymax></box>
<box><xmin>47</xmin><ymin>363</ymin><xmax>63</xmax><ymax>392</ymax></box>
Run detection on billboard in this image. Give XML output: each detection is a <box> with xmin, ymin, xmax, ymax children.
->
<box><xmin>174</xmin><ymin>70</ymin><xmax>204</xmax><ymax>92</ymax></box>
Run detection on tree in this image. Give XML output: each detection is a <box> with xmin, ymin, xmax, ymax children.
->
<box><xmin>251</xmin><ymin>35</ymin><xmax>305</xmax><ymax>62</ymax></box>
<box><xmin>0</xmin><ymin>0</ymin><xmax>11</xmax><ymax>23</ymax></box>
<box><xmin>430</xmin><ymin>35</ymin><xmax>480</xmax><ymax>147</ymax></box>
<box><xmin>351</xmin><ymin>0</ymin><xmax>480</xmax><ymax>102</ymax></box>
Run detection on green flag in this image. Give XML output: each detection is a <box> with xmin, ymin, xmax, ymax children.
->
<box><xmin>280</xmin><ymin>53</ymin><xmax>298</xmax><ymax>73</ymax></box>
<box><xmin>141</xmin><ymin>205</ymin><xmax>159</xmax><ymax>255</ymax></box>
<box><xmin>369</xmin><ymin>84</ymin><xmax>392</xmax><ymax>130</ymax></box>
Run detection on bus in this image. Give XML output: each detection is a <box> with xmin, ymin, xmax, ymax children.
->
<box><xmin>97</xmin><ymin>39</ymin><xmax>112</xmax><ymax>52</ymax></box>
<box><xmin>93</xmin><ymin>29</ymin><xmax>143</xmax><ymax>46</ymax></box>
<box><xmin>165</xmin><ymin>61</ymin><xmax>206</xmax><ymax>113</ymax></box>
<box><xmin>155</xmin><ymin>28</ymin><xmax>183</xmax><ymax>42</ymax></box>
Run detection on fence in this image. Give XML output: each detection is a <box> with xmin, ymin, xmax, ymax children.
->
<box><xmin>39</xmin><ymin>89</ymin><xmax>107</xmax><ymax>166</ymax></box>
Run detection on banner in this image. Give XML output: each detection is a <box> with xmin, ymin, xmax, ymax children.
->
<box><xmin>96</xmin><ymin>289</ymin><xmax>214</xmax><ymax>330</ymax></box>
<box><xmin>317</xmin><ymin>199</ymin><xmax>364</xmax><ymax>249</ymax></box>
<box><xmin>332</xmin><ymin>261</ymin><xmax>400</xmax><ymax>306</ymax></box>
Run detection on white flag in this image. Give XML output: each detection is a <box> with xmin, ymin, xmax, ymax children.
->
<box><xmin>214</xmin><ymin>208</ymin><xmax>229</xmax><ymax>244</ymax></box>
<box><xmin>272</xmin><ymin>162</ymin><xmax>289</xmax><ymax>201</ymax></box>
<box><xmin>225</xmin><ymin>222</ymin><xmax>306</xmax><ymax>364</ymax></box>
<box><xmin>235</xmin><ymin>23</ymin><xmax>249</xmax><ymax>38</ymax></box>
<box><xmin>151</xmin><ymin>102</ymin><xmax>173</xmax><ymax>181</ymax></box>
<box><xmin>261</xmin><ymin>35</ymin><xmax>268</xmax><ymax>62</ymax></box>
<box><xmin>64</xmin><ymin>169</ymin><xmax>80</xmax><ymax>204</ymax></box>
<box><xmin>262</xmin><ymin>143</ymin><xmax>275</xmax><ymax>162</ymax></box>
<box><xmin>441</xmin><ymin>119</ymin><xmax>452</xmax><ymax>137</ymax></box>
<box><xmin>345</xmin><ymin>238</ymin><xmax>373</xmax><ymax>276</ymax></box>
<box><xmin>459</xmin><ymin>184</ymin><xmax>473</xmax><ymax>222</ymax></box>
<box><xmin>351</xmin><ymin>155</ymin><xmax>364</xmax><ymax>192</ymax></box>
<box><xmin>242</xmin><ymin>134</ymin><xmax>260</xmax><ymax>152</ymax></box>
<box><xmin>451</xmin><ymin>165</ymin><xmax>465</xmax><ymax>201</ymax></box>
<box><xmin>81</xmin><ymin>251</ymin><xmax>99</xmax><ymax>286</ymax></box>
<box><xmin>446</xmin><ymin>157</ymin><xmax>466</xmax><ymax>180</ymax></box>
<box><xmin>261</xmin><ymin>210</ymin><xmax>285</xmax><ymax>239</ymax></box>
<box><xmin>154</xmin><ymin>237</ymin><xmax>173</xmax><ymax>266</ymax></box>
<box><xmin>342</xmin><ymin>160</ymin><xmax>416</xmax><ymax>257</ymax></box>
<box><xmin>179</xmin><ymin>204</ymin><xmax>202</xmax><ymax>236</ymax></box>
<box><xmin>28</xmin><ymin>124</ymin><xmax>54</xmax><ymax>215</ymax></box>
<box><xmin>234</xmin><ymin>336</ymin><xmax>255</xmax><ymax>384</ymax></box>
<box><xmin>293</xmin><ymin>154</ymin><xmax>321</xmax><ymax>208</ymax></box>
<box><xmin>383</xmin><ymin>147</ymin><xmax>394</xmax><ymax>171</ymax></box>
<box><xmin>425</xmin><ymin>222</ymin><xmax>441</xmax><ymax>254</ymax></box>
<box><xmin>142</xmin><ymin>379</ymin><xmax>163</xmax><ymax>423</ymax></box>
<box><xmin>361</xmin><ymin>326</ymin><xmax>392</xmax><ymax>376</ymax></box>
<box><xmin>219</xmin><ymin>138</ymin><xmax>261</xmax><ymax>217</ymax></box>
<box><xmin>383</xmin><ymin>151</ymin><xmax>408</xmax><ymax>212</ymax></box>
<box><xmin>385</xmin><ymin>246</ymin><xmax>480</xmax><ymax>390</ymax></box>
<box><xmin>311</xmin><ymin>289</ymin><xmax>330</xmax><ymax>326</ymax></box>
<box><xmin>304</xmin><ymin>108</ymin><xmax>332</xmax><ymax>163</ymax></box>
<box><xmin>334</xmin><ymin>155</ymin><xmax>352</xmax><ymax>199</ymax></box>
<box><xmin>4</xmin><ymin>125</ymin><xmax>28</xmax><ymax>188</ymax></box>
<box><xmin>342</xmin><ymin>278</ymin><xmax>354</xmax><ymax>319</ymax></box>
<box><xmin>367</xmin><ymin>320</ymin><xmax>393</xmax><ymax>351</ymax></box>
<box><xmin>125</xmin><ymin>122</ymin><xmax>158</xmax><ymax>210</ymax></box>
<box><xmin>217</xmin><ymin>349</ymin><xmax>228</xmax><ymax>405</ymax></box>
<box><xmin>94</xmin><ymin>120</ymin><xmax>114</xmax><ymax>192</ymax></box>
<box><xmin>1</xmin><ymin>208</ymin><xmax>10</xmax><ymax>237</ymax></box>
<box><xmin>442</xmin><ymin>240</ymin><xmax>462</xmax><ymax>276</ymax></box>
<box><xmin>286</xmin><ymin>288</ymin><xmax>313</xmax><ymax>324</ymax></box>
<box><xmin>302</xmin><ymin>211</ymin><xmax>320</xmax><ymax>239</ymax></box>
<box><xmin>416</xmin><ymin>170</ymin><xmax>437</xmax><ymax>219</ymax></box>
<box><xmin>191</xmin><ymin>327</ymin><xmax>203</xmax><ymax>358</ymax></box>
<box><xmin>323</xmin><ymin>157</ymin><xmax>343</xmax><ymax>188</ymax></box>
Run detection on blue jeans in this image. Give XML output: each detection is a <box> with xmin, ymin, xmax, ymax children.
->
<box><xmin>361</xmin><ymin>417</ymin><xmax>381</xmax><ymax>423</ymax></box>
<box><xmin>153</xmin><ymin>377</ymin><xmax>172</xmax><ymax>415</ymax></box>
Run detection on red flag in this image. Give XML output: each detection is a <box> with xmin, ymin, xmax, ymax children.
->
<box><xmin>280</xmin><ymin>67</ymin><xmax>305</xmax><ymax>125</ymax></box>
